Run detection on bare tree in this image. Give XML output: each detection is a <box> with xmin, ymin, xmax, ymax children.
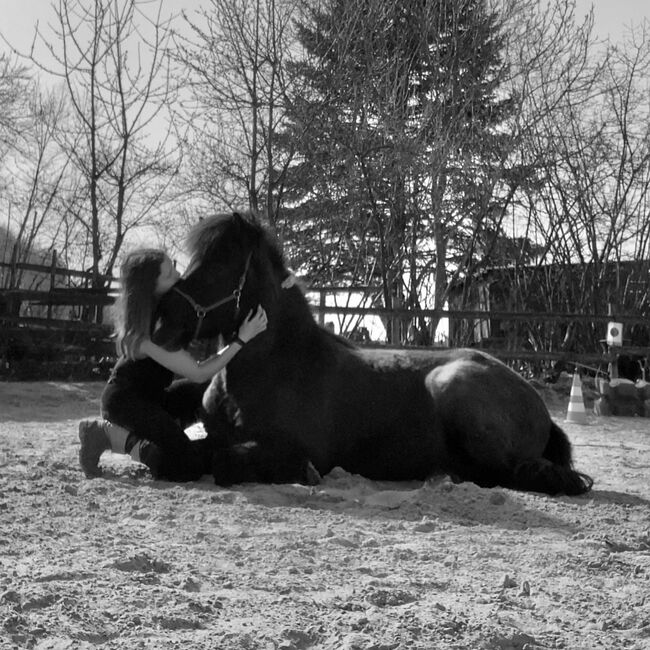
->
<box><xmin>3</xmin><ymin>88</ymin><xmax>75</xmax><ymax>278</ymax></box>
<box><xmin>173</xmin><ymin>0</ymin><xmax>301</xmax><ymax>227</ymax></box>
<box><xmin>0</xmin><ymin>56</ymin><xmax>72</xmax><ymax>276</ymax></box>
<box><xmin>16</xmin><ymin>0</ymin><xmax>180</xmax><ymax>287</ymax></box>
<box><xmin>0</xmin><ymin>54</ymin><xmax>31</xmax><ymax>189</ymax></box>
<box><xmin>481</xmin><ymin>2</ymin><xmax>650</xmax><ymax>352</ymax></box>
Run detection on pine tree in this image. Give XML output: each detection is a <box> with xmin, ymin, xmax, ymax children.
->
<box><xmin>280</xmin><ymin>0</ymin><xmax>518</xmax><ymax>338</ymax></box>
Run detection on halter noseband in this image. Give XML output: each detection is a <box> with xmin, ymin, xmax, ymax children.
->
<box><xmin>172</xmin><ymin>252</ymin><xmax>252</xmax><ymax>342</ymax></box>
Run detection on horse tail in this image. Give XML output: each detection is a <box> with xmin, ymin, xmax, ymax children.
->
<box><xmin>543</xmin><ymin>421</ymin><xmax>574</xmax><ymax>466</ymax></box>
<box><xmin>511</xmin><ymin>422</ymin><xmax>594</xmax><ymax>496</ymax></box>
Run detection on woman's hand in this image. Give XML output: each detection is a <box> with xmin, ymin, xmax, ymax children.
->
<box><xmin>237</xmin><ymin>305</ymin><xmax>268</xmax><ymax>343</ymax></box>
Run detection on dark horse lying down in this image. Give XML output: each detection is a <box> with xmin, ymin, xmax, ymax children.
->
<box><xmin>154</xmin><ymin>212</ymin><xmax>593</xmax><ymax>496</ymax></box>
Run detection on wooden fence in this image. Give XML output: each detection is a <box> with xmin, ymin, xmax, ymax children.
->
<box><xmin>310</xmin><ymin>304</ymin><xmax>650</xmax><ymax>369</ymax></box>
<box><xmin>1</xmin><ymin>261</ymin><xmax>648</xmax><ymax>378</ymax></box>
<box><xmin>0</xmin><ymin>257</ymin><xmax>117</xmax><ymax>378</ymax></box>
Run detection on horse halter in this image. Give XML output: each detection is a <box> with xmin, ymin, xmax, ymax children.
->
<box><xmin>172</xmin><ymin>252</ymin><xmax>253</xmax><ymax>343</ymax></box>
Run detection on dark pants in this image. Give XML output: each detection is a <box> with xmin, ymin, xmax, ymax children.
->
<box><xmin>101</xmin><ymin>379</ymin><xmax>211</xmax><ymax>482</ymax></box>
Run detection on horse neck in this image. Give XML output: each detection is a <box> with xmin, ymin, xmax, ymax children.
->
<box><xmin>283</xmin><ymin>285</ymin><xmax>317</xmax><ymax>317</ymax></box>
<box><xmin>268</xmin><ymin>287</ymin><xmax>319</xmax><ymax>343</ymax></box>
<box><xmin>226</xmin><ymin>292</ymin><xmax>314</xmax><ymax>377</ymax></box>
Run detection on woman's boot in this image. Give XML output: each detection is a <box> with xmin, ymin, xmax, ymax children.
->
<box><xmin>79</xmin><ymin>419</ymin><xmax>162</xmax><ymax>478</ymax></box>
<box><xmin>78</xmin><ymin>419</ymin><xmax>112</xmax><ymax>477</ymax></box>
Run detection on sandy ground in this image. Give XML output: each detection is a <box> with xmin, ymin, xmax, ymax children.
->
<box><xmin>0</xmin><ymin>379</ymin><xmax>649</xmax><ymax>650</ymax></box>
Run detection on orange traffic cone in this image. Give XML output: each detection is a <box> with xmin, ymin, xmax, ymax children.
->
<box><xmin>565</xmin><ymin>372</ymin><xmax>588</xmax><ymax>425</ymax></box>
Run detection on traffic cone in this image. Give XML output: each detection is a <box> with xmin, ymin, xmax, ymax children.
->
<box><xmin>565</xmin><ymin>372</ymin><xmax>588</xmax><ymax>425</ymax></box>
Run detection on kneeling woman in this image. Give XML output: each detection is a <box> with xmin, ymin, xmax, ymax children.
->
<box><xmin>79</xmin><ymin>248</ymin><xmax>270</xmax><ymax>482</ymax></box>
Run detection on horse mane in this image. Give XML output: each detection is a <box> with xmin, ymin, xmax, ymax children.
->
<box><xmin>185</xmin><ymin>212</ymin><xmax>242</xmax><ymax>270</ymax></box>
<box><xmin>185</xmin><ymin>211</ymin><xmax>286</xmax><ymax>279</ymax></box>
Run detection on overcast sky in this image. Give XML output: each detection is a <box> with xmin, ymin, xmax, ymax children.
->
<box><xmin>2</xmin><ymin>0</ymin><xmax>649</xmax><ymax>56</ymax></box>
<box><xmin>575</xmin><ymin>0</ymin><xmax>649</xmax><ymax>40</ymax></box>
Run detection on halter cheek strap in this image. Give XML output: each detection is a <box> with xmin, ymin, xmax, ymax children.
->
<box><xmin>172</xmin><ymin>252</ymin><xmax>252</xmax><ymax>343</ymax></box>
<box><xmin>172</xmin><ymin>287</ymin><xmax>240</xmax><ymax>342</ymax></box>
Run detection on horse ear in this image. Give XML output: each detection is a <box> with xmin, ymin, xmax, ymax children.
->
<box><xmin>232</xmin><ymin>211</ymin><xmax>260</xmax><ymax>227</ymax></box>
<box><xmin>232</xmin><ymin>211</ymin><xmax>262</xmax><ymax>252</ymax></box>
<box><xmin>231</xmin><ymin>211</ymin><xmax>251</xmax><ymax>241</ymax></box>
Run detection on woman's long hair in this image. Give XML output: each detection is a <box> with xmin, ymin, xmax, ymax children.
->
<box><xmin>113</xmin><ymin>249</ymin><xmax>166</xmax><ymax>360</ymax></box>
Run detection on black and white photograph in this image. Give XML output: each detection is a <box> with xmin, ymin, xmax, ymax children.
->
<box><xmin>1</xmin><ymin>1</ymin><xmax>649</xmax><ymax>649</ymax></box>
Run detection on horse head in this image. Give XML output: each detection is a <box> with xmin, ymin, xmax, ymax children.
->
<box><xmin>154</xmin><ymin>211</ymin><xmax>287</xmax><ymax>349</ymax></box>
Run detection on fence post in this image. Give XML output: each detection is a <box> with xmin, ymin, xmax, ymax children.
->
<box><xmin>9</xmin><ymin>243</ymin><xmax>18</xmax><ymax>289</ymax></box>
<box><xmin>94</xmin><ymin>274</ymin><xmax>105</xmax><ymax>325</ymax></box>
<box><xmin>7</xmin><ymin>244</ymin><xmax>20</xmax><ymax>317</ymax></box>
<box><xmin>47</xmin><ymin>250</ymin><xmax>57</xmax><ymax>320</ymax></box>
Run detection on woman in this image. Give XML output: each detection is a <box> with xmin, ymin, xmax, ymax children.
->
<box><xmin>79</xmin><ymin>248</ymin><xmax>282</xmax><ymax>481</ymax></box>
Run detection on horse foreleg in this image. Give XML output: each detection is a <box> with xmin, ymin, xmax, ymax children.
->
<box><xmin>211</xmin><ymin>431</ymin><xmax>320</xmax><ymax>486</ymax></box>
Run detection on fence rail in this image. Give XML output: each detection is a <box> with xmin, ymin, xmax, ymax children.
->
<box><xmin>0</xmin><ymin>258</ymin><xmax>114</xmax><ymax>283</ymax></box>
<box><xmin>310</xmin><ymin>304</ymin><xmax>649</xmax><ymax>326</ymax></box>
<box><xmin>0</xmin><ymin>256</ymin><xmax>117</xmax><ymax>378</ymax></box>
<box><xmin>1</xmin><ymin>260</ymin><xmax>648</xmax><ymax>379</ymax></box>
<box><xmin>1</xmin><ymin>287</ymin><xmax>116</xmax><ymax>306</ymax></box>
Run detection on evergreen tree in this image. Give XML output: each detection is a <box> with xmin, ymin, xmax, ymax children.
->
<box><xmin>280</xmin><ymin>0</ymin><xmax>520</xmax><ymax>338</ymax></box>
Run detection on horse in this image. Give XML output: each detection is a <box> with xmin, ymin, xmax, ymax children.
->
<box><xmin>153</xmin><ymin>212</ymin><xmax>594</xmax><ymax>496</ymax></box>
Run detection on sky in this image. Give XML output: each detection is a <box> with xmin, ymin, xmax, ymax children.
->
<box><xmin>574</xmin><ymin>0</ymin><xmax>649</xmax><ymax>41</ymax></box>
<box><xmin>1</xmin><ymin>0</ymin><xmax>649</xmax><ymax>57</ymax></box>
<box><xmin>0</xmin><ymin>1</ymin><xmax>203</xmax><ymax>60</ymax></box>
